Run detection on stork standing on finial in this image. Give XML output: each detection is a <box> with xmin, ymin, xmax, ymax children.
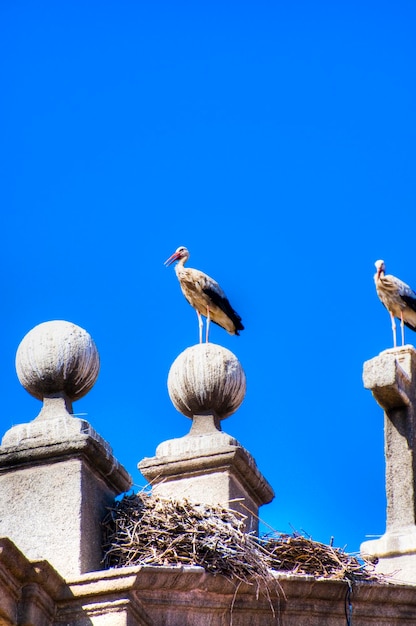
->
<box><xmin>374</xmin><ymin>260</ymin><xmax>416</xmax><ymax>347</ymax></box>
<box><xmin>164</xmin><ymin>246</ymin><xmax>244</xmax><ymax>343</ymax></box>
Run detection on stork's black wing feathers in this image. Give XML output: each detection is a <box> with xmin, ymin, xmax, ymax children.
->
<box><xmin>401</xmin><ymin>293</ymin><xmax>416</xmax><ymax>313</ymax></box>
<box><xmin>203</xmin><ymin>287</ymin><xmax>244</xmax><ymax>334</ymax></box>
<box><xmin>401</xmin><ymin>293</ymin><xmax>416</xmax><ymax>331</ymax></box>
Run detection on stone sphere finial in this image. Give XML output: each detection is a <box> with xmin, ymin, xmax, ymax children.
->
<box><xmin>16</xmin><ymin>321</ymin><xmax>100</xmax><ymax>402</ymax></box>
<box><xmin>167</xmin><ymin>343</ymin><xmax>246</xmax><ymax>420</ymax></box>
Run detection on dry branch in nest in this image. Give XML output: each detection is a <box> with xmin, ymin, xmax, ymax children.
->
<box><xmin>102</xmin><ymin>493</ymin><xmax>383</xmax><ymax>585</ymax></box>
<box><xmin>102</xmin><ymin>492</ymin><xmax>271</xmax><ymax>586</ymax></box>
<box><xmin>260</xmin><ymin>533</ymin><xmax>379</xmax><ymax>582</ymax></box>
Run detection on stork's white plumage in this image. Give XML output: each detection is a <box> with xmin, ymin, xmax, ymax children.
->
<box><xmin>374</xmin><ymin>260</ymin><xmax>416</xmax><ymax>347</ymax></box>
<box><xmin>164</xmin><ymin>246</ymin><xmax>244</xmax><ymax>343</ymax></box>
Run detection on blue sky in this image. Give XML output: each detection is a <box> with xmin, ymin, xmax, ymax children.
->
<box><xmin>1</xmin><ymin>1</ymin><xmax>415</xmax><ymax>555</ymax></box>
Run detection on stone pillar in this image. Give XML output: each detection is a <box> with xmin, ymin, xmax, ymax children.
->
<box><xmin>0</xmin><ymin>321</ymin><xmax>132</xmax><ymax>579</ymax></box>
<box><xmin>138</xmin><ymin>343</ymin><xmax>274</xmax><ymax>533</ymax></box>
<box><xmin>361</xmin><ymin>345</ymin><xmax>416</xmax><ymax>582</ymax></box>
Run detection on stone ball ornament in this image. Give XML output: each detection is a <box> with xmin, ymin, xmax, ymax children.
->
<box><xmin>15</xmin><ymin>320</ymin><xmax>100</xmax><ymax>401</ymax></box>
<box><xmin>167</xmin><ymin>343</ymin><xmax>246</xmax><ymax>420</ymax></box>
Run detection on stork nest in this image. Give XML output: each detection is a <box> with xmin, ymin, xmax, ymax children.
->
<box><xmin>102</xmin><ymin>493</ymin><xmax>383</xmax><ymax>586</ymax></box>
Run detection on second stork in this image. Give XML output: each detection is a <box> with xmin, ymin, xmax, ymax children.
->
<box><xmin>374</xmin><ymin>259</ymin><xmax>416</xmax><ymax>347</ymax></box>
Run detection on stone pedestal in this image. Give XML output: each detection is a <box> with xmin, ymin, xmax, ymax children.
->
<box><xmin>139</xmin><ymin>414</ymin><xmax>274</xmax><ymax>533</ymax></box>
<box><xmin>139</xmin><ymin>343</ymin><xmax>274</xmax><ymax>533</ymax></box>
<box><xmin>0</xmin><ymin>409</ymin><xmax>131</xmax><ymax>579</ymax></box>
<box><xmin>361</xmin><ymin>345</ymin><xmax>416</xmax><ymax>583</ymax></box>
<box><xmin>0</xmin><ymin>321</ymin><xmax>132</xmax><ymax>579</ymax></box>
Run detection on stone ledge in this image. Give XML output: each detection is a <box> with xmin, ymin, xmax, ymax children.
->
<box><xmin>139</xmin><ymin>445</ymin><xmax>274</xmax><ymax>507</ymax></box>
<box><xmin>361</xmin><ymin>527</ymin><xmax>416</xmax><ymax>584</ymax></box>
<box><xmin>62</xmin><ymin>565</ymin><xmax>416</xmax><ymax>625</ymax></box>
<box><xmin>362</xmin><ymin>527</ymin><xmax>416</xmax><ymax>558</ymax></box>
<box><xmin>155</xmin><ymin>430</ymin><xmax>240</xmax><ymax>457</ymax></box>
<box><xmin>0</xmin><ymin>417</ymin><xmax>132</xmax><ymax>494</ymax></box>
<box><xmin>0</xmin><ymin>549</ymin><xmax>414</xmax><ymax>626</ymax></box>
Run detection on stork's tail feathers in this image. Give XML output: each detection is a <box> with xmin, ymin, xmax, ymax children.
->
<box><xmin>234</xmin><ymin>321</ymin><xmax>244</xmax><ymax>335</ymax></box>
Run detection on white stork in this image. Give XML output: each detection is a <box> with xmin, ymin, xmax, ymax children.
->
<box><xmin>164</xmin><ymin>246</ymin><xmax>244</xmax><ymax>343</ymax></box>
<box><xmin>374</xmin><ymin>259</ymin><xmax>416</xmax><ymax>347</ymax></box>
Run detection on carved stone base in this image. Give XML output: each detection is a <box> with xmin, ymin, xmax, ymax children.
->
<box><xmin>361</xmin><ymin>527</ymin><xmax>416</xmax><ymax>584</ymax></box>
<box><xmin>138</xmin><ymin>414</ymin><xmax>274</xmax><ymax>533</ymax></box>
<box><xmin>0</xmin><ymin>416</ymin><xmax>132</xmax><ymax>578</ymax></box>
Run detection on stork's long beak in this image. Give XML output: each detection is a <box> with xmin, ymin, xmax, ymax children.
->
<box><xmin>164</xmin><ymin>251</ymin><xmax>181</xmax><ymax>267</ymax></box>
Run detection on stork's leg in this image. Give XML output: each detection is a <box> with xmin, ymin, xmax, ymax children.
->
<box><xmin>401</xmin><ymin>311</ymin><xmax>405</xmax><ymax>346</ymax></box>
<box><xmin>390</xmin><ymin>312</ymin><xmax>397</xmax><ymax>348</ymax></box>
<box><xmin>206</xmin><ymin>306</ymin><xmax>211</xmax><ymax>343</ymax></box>
<box><xmin>197</xmin><ymin>310</ymin><xmax>203</xmax><ymax>344</ymax></box>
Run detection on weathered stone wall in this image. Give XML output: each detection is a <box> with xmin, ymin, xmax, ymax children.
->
<box><xmin>1</xmin><ymin>553</ymin><xmax>415</xmax><ymax>626</ymax></box>
<box><xmin>114</xmin><ymin>566</ymin><xmax>416</xmax><ymax>626</ymax></box>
